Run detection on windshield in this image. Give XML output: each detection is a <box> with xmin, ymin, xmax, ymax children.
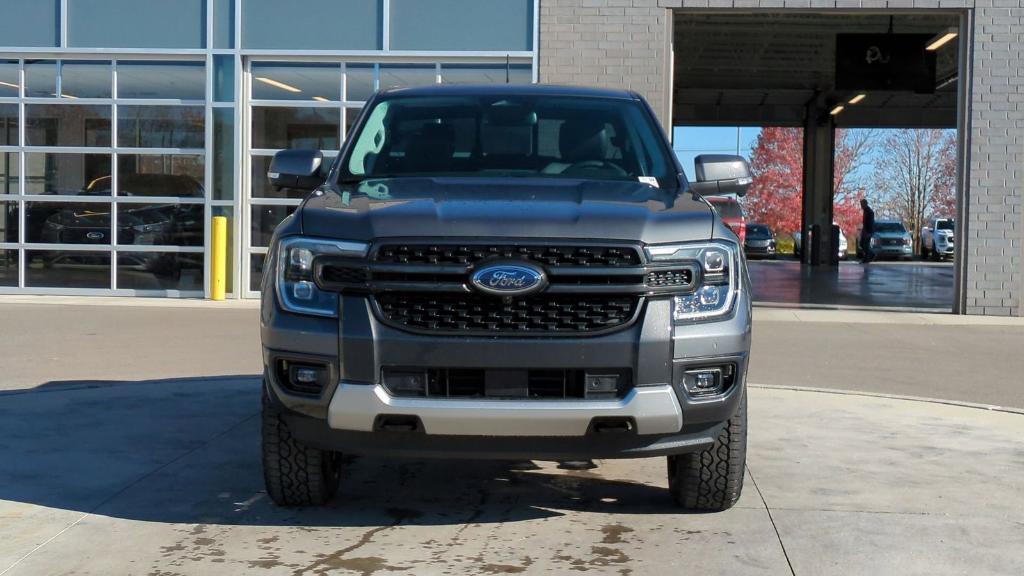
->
<box><xmin>342</xmin><ymin>94</ymin><xmax>675</xmax><ymax>187</ymax></box>
<box><xmin>876</xmin><ymin>222</ymin><xmax>907</xmax><ymax>234</ymax></box>
<box><xmin>746</xmin><ymin>224</ymin><xmax>771</xmax><ymax>238</ymax></box>
<box><xmin>936</xmin><ymin>220</ymin><xmax>955</xmax><ymax>231</ymax></box>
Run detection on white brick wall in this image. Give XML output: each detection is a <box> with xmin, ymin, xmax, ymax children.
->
<box><xmin>539</xmin><ymin>0</ymin><xmax>1024</xmax><ymax>316</ymax></box>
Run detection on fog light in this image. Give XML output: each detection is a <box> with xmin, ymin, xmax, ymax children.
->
<box><xmin>293</xmin><ymin>280</ymin><xmax>315</xmax><ymax>300</ymax></box>
<box><xmin>682</xmin><ymin>367</ymin><xmax>729</xmax><ymax>397</ymax></box>
<box><xmin>294</xmin><ymin>368</ymin><xmax>319</xmax><ymax>384</ymax></box>
<box><xmin>384</xmin><ymin>370</ymin><xmax>427</xmax><ymax>397</ymax></box>
<box><xmin>699</xmin><ymin>285</ymin><xmax>721</xmax><ymax>306</ymax></box>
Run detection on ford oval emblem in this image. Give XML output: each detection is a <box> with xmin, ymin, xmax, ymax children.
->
<box><xmin>470</xmin><ymin>262</ymin><xmax>547</xmax><ymax>297</ymax></box>
<box><xmin>86</xmin><ymin>231</ymin><xmax>105</xmax><ymax>240</ymax></box>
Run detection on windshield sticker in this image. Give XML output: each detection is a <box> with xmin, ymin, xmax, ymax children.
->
<box><xmin>638</xmin><ymin>176</ymin><xmax>659</xmax><ymax>188</ymax></box>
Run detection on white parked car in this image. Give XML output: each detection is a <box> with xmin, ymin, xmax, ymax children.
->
<box><xmin>793</xmin><ymin>225</ymin><xmax>848</xmax><ymax>260</ymax></box>
<box><xmin>921</xmin><ymin>218</ymin><xmax>955</xmax><ymax>260</ymax></box>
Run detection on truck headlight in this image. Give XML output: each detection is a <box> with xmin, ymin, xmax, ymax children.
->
<box><xmin>646</xmin><ymin>241</ymin><xmax>740</xmax><ymax>322</ymax></box>
<box><xmin>275</xmin><ymin>236</ymin><xmax>368</xmax><ymax>317</ymax></box>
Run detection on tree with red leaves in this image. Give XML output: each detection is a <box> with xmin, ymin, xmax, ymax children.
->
<box><xmin>741</xmin><ymin>127</ymin><xmax>874</xmax><ymax>241</ymax></box>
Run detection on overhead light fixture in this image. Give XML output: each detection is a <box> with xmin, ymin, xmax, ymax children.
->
<box><xmin>926</xmin><ymin>28</ymin><xmax>958</xmax><ymax>51</ymax></box>
<box><xmin>0</xmin><ymin>80</ymin><xmax>18</xmax><ymax>89</ymax></box>
<box><xmin>59</xmin><ymin>93</ymin><xmax>78</xmax><ymax>99</ymax></box>
<box><xmin>312</xmin><ymin>96</ymin><xmax>329</xmax><ymax>102</ymax></box>
<box><xmin>830</xmin><ymin>104</ymin><xmax>845</xmax><ymax>116</ymax></box>
<box><xmin>255</xmin><ymin>76</ymin><xmax>302</xmax><ymax>93</ymax></box>
<box><xmin>848</xmin><ymin>93</ymin><xmax>867</xmax><ymax>105</ymax></box>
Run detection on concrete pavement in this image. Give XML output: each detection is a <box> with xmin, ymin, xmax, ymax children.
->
<box><xmin>2</xmin><ymin>298</ymin><xmax>1022</xmax><ymax>408</ymax></box>
<box><xmin>1</xmin><ymin>381</ymin><xmax>1022</xmax><ymax>576</ymax></box>
<box><xmin>1</xmin><ymin>299</ymin><xmax>1023</xmax><ymax>575</ymax></box>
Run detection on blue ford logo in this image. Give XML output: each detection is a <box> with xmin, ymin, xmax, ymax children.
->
<box><xmin>470</xmin><ymin>263</ymin><xmax>547</xmax><ymax>297</ymax></box>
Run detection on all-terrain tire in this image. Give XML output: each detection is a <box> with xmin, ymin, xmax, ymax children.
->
<box><xmin>667</xmin><ymin>392</ymin><xmax>747</xmax><ymax>512</ymax></box>
<box><xmin>262</xmin><ymin>390</ymin><xmax>342</xmax><ymax>506</ymax></box>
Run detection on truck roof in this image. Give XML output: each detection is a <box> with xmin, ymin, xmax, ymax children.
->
<box><xmin>377</xmin><ymin>83</ymin><xmax>640</xmax><ymax>100</ymax></box>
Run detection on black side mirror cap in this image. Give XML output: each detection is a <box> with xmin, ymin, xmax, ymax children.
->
<box><xmin>692</xmin><ymin>154</ymin><xmax>753</xmax><ymax>197</ymax></box>
<box><xmin>268</xmin><ymin>149</ymin><xmax>325</xmax><ymax>191</ymax></box>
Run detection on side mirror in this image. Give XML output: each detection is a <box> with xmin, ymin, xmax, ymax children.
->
<box><xmin>690</xmin><ymin>154</ymin><xmax>753</xmax><ymax>197</ymax></box>
<box><xmin>268</xmin><ymin>149</ymin><xmax>324</xmax><ymax>191</ymax></box>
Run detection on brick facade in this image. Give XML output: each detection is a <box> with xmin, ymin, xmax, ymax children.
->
<box><xmin>538</xmin><ymin>0</ymin><xmax>1024</xmax><ymax>316</ymax></box>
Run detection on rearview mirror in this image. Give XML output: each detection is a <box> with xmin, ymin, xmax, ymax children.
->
<box><xmin>268</xmin><ymin>149</ymin><xmax>324</xmax><ymax>191</ymax></box>
<box><xmin>690</xmin><ymin>154</ymin><xmax>753</xmax><ymax>197</ymax></box>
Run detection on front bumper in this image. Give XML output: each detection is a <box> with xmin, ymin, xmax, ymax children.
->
<box><xmin>262</xmin><ymin>285</ymin><xmax>751</xmax><ymax>459</ymax></box>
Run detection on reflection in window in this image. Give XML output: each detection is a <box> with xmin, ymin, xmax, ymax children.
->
<box><xmin>25</xmin><ymin>250</ymin><xmax>110</xmax><ymax>288</ymax></box>
<box><xmin>117</xmin><ymin>252</ymin><xmax>203</xmax><ymax>291</ymax></box>
<box><xmin>25</xmin><ymin>201</ymin><xmax>111</xmax><ymax>244</ymax></box>
<box><xmin>0</xmin><ymin>61</ymin><xmax>19</xmax><ymax>97</ymax></box>
<box><xmin>0</xmin><ymin>104</ymin><xmax>17</xmax><ymax>145</ymax></box>
<box><xmin>345</xmin><ymin>64</ymin><xmax>375</xmax><ymax>101</ymax></box>
<box><xmin>24</xmin><ymin>60</ymin><xmax>57</xmax><ymax>97</ymax></box>
<box><xmin>250</xmin><ymin>253</ymin><xmax>266</xmax><ymax>292</ymax></box>
<box><xmin>117</xmin><ymin>61</ymin><xmax>205</xmax><ymax>100</ymax></box>
<box><xmin>117</xmin><ymin>105</ymin><xmax>205</xmax><ymax>149</ymax></box>
<box><xmin>116</xmin><ymin>203</ymin><xmax>203</xmax><ymax>246</ymax></box>
<box><xmin>1</xmin><ymin>153</ymin><xmax>18</xmax><ymax>194</ymax></box>
<box><xmin>251</xmin><ymin>107</ymin><xmax>339</xmax><ymax>150</ymax></box>
<box><xmin>252</xmin><ymin>63</ymin><xmax>340</xmax><ymax>102</ymax></box>
<box><xmin>25</xmin><ymin>104</ymin><xmax>112</xmax><ymax>147</ymax></box>
<box><xmin>117</xmin><ymin>155</ymin><xmax>204</xmax><ymax>197</ymax></box>
<box><xmin>60</xmin><ymin>61</ymin><xmax>112</xmax><ymax>98</ymax></box>
<box><xmin>1</xmin><ymin>202</ymin><xmax>18</xmax><ymax>243</ymax></box>
<box><xmin>379</xmin><ymin>64</ymin><xmax>437</xmax><ymax>91</ymax></box>
<box><xmin>441</xmin><ymin>63</ymin><xmax>532</xmax><ymax>85</ymax></box>
<box><xmin>213</xmin><ymin>109</ymin><xmax>234</xmax><ymax>200</ymax></box>
<box><xmin>24</xmin><ymin>153</ymin><xmax>112</xmax><ymax>195</ymax></box>
<box><xmin>251</xmin><ymin>204</ymin><xmax>296</xmax><ymax>247</ymax></box>
<box><xmin>0</xmin><ymin>250</ymin><xmax>16</xmax><ymax>287</ymax></box>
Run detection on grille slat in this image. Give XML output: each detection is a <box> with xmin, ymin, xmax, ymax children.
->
<box><xmin>377</xmin><ymin>293</ymin><xmax>639</xmax><ymax>335</ymax></box>
<box><xmin>375</xmin><ymin>244</ymin><xmax>642</xmax><ymax>267</ymax></box>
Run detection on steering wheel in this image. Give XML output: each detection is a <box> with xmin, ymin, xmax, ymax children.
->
<box><xmin>561</xmin><ymin>160</ymin><xmax>629</xmax><ymax>177</ymax></box>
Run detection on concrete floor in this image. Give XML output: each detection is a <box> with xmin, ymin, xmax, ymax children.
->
<box><xmin>1</xmin><ymin>300</ymin><xmax>1023</xmax><ymax>575</ymax></box>
<box><xmin>1</xmin><ymin>383</ymin><xmax>1022</xmax><ymax>576</ymax></box>
<box><xmin>747</xmin><ymin>260</ymin><xmax>955</xmax><ymax>311</ymax></box>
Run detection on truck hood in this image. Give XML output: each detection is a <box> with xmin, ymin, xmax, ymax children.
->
<box><xmin>299</xmin><ymin>177</ymin><xmax>715</xmax><ymax>244</ymax></box>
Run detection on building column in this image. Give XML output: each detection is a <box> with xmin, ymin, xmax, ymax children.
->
<box><xmin>801</xmin><ymin>101</ymin><xmax>836</xmax><ymax>266</ymax></box>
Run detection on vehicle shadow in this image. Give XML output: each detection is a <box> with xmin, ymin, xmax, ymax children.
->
<box><xmin>0</xmin><ymin>375</ymin><xmax>689</xmax><ymax>530</ymax></box>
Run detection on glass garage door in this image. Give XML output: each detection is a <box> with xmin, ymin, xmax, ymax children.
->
<box><xmin>0</xmin><ymin>58</ymin><xmax>208</xmax><ymax>295</ymax></box>
<box><xmin>243</xmin><ymin>59</ymin><xmax>532</xmax><ymax>296</ymax></box>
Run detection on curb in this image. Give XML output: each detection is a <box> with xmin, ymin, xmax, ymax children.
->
<box><xmin>750</xmin><ymin>383</ymin><xmax>1024</xmax><ymax>416</ymax></box>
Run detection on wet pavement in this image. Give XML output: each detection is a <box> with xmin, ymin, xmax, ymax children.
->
<box><xmin>1</xmin><ymin>381</ymin><xmax>1022</xmax><ymax>576</ymax></box>
<box><xmin>747</xmin><ymin>259</ymin><xmax>954</xmax><ymax>310</ymax></box>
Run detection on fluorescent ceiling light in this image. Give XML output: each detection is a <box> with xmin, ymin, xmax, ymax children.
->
<box><xmin>848</xmin><ymin>93</ymin><xmax>867</xmax><ymax>105</ymax></box>
<box><xmin>312</xmin><ymin>96</ymin><xmax>329</xmax><ymax>102</ymax></box>
<box><xmin>0</xmin><ymin>80</ymin><xmax>18</xmax><ymax>89</ymax></box>
<box><xmin>926</xmin><ymin>28</ymin><xmax>958</xmax><ymax>51</ymax></box>
<box><xmin>59</xmin><ymin>93</ymin><xmax>78</xmax><ymax>99</ymax></box>
<box><xmin>830</xmin><ymin>105</ymin><xmax>845</xmax><ymax>116</ymax></box>
<box><xmin>255</xmin><ymin>76</ymin><xmax>302</xmax><ymax>93</ymax></box>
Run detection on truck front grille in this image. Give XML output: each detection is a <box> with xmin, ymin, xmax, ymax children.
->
<box><xmin>375</xmin><ymin>293</ymin><xmax>640</xmax><ymax>335</ymax></box>
<box><xmin>375</xmin><ymin>243</ymin><xmax>642</xmax><ymax>267</ymax></box>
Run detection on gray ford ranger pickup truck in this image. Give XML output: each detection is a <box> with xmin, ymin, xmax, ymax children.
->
<box><xmin>260</xmin><ymin>84</ymin><xmax>753</xmax><ymax>512</ymax></box>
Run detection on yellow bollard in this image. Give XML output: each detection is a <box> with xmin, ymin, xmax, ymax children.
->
<box><xmin>211</xmin><ymin>216</ymin><xmax>227</xmax><ymax>300</ymax></box>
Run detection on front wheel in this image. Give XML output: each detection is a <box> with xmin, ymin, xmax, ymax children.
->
<box><xmin>262</xmin><ymin>389</ymin><xmax>342</xmax><ymax>506</ymax></box>
<box><xmin>667</xmin><ymin>392</ymin><xmax>747</xmax><ymax>512</ymax></box>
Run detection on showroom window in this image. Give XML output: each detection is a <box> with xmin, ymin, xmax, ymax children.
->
<box><xmin>244</xmin><ymin>59</ymin><xmax>533</xmax><ymax>294</ymax></box>
<box><xmin>0</xmin><ymin>58</ymin><xmax>208</xmax><ymax>294</ymax></box>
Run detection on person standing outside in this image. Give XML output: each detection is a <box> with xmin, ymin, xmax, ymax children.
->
<box><xmin>859</xmin><ymin>198</ymin><xmax>875</xmax><ymax>264</ymax></box>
